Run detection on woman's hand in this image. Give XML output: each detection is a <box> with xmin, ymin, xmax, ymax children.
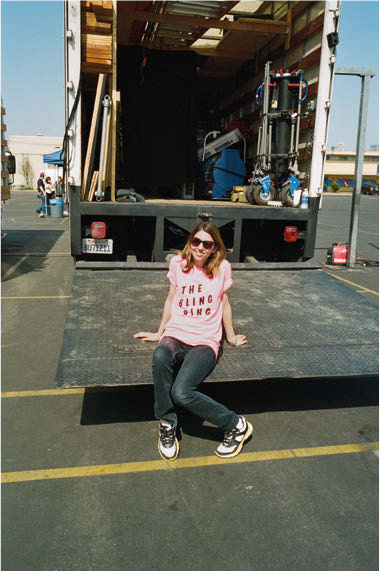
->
<box><xmin>227</xmin><ymin>334</ymin><xmax>247</xmax><ymax>347</ymax></box>
<box><xmin>133</xmin><ymin>331</ymin><xmax>161</xmax><ymax>342</ymax></box>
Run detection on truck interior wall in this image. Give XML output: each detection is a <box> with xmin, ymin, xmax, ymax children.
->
<box><xmin>79</xmin><ymin>1</ymin><xmax>326</xmax><ymax>199</ymax></box>
<box><xmin>210</xmin><ymin>2</ymin><xmax>325</xmax><ymax>182</ymax></box>
<box><xmin>117</xmin><ymin>46</ymin><xmax>202</xmax><ymax>190</ymax></box>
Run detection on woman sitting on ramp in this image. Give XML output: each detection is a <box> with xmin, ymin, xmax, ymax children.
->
<box><xmin>134</xmin><ymin>222</ymin><xmax>252</xmax><ymax>461</ymax></box>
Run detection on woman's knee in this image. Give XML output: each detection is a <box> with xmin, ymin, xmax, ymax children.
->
<box><xmin>153</xmin><ymin>343</ymin><xmax>173</xmax><ymax>369</ymax></box>
<box><xmin>171</xmin><ymin>384</ymin><xmax>193</xmax><ymax>407</ymax></box>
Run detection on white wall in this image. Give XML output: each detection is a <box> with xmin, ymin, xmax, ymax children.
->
<box><xmin>8</xmin><ymin>135</ymin><xmax>62</xmax><ymax>187</ymax></box>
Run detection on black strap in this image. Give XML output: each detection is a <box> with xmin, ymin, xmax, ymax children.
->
<box><xmin>213</xmin><ymin>165</ymin><xmax>245</xmax><ymax>178</ymax></box>
<box><xmin>62</xmin><ymin>77</ymin><xmax>82</xmax><ymax>195</ymax></box>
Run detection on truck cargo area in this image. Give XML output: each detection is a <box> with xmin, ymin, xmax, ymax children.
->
<box><xmin>65</xmin><ymin>1</ymin><xmax>333</xmax><ymax>263</ymax></box>
<box><xmin>56</xmin><ymin>268</ymin><xmax>378</xmax><ymax>388</ymax></box>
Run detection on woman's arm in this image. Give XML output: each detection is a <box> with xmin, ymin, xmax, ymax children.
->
<box><xmin>222</xmin><ymin>293</ymin><xmax>247</xmax><ymax>347</ymax></box>
<box><xmin>134</xmin><ymin>284</ymin><xmax>176</xmax><ymax>342</ymax></box>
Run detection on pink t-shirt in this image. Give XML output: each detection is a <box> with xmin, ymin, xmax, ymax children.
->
<box><xmin>162</xmin><ymin>255</ymin><xmax>233</xmax><ymax>356</ymax></box>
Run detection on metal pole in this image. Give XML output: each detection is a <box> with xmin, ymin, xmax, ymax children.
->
<box><xmin>96</xmin><ymin>95</ymin><xmax>112</xmax><ymax>201</ymax></box>
<box><xmin>346</xmin><ymin>73</ymin><xmax>372</xmax><ymax>267</ymax></box>
<box><xmin>261</xmin><ymin>61</ymin><xmax>271</xmax><ymax>170</ymax></box>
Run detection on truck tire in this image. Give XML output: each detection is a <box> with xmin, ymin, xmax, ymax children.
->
<box><xmin>279</xmin><ymin>185</ymin><xmax>294</xmax><ymax>207</ymax></box>
<box><xmin>245</xmin><ymin>185</ymin><xmax>255</xmax><ymax>204</ymax></box>
<box><xmin>252</xmin><ymin>184</ymin><xmax>275</xmax><ymax>205</ymax></box>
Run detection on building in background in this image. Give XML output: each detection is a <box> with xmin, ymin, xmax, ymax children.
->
<box><xmin>324</xmin><ymin>150</ymin><xmax>379</xmax><ymax>191</ymax></box>
<box><xmin>8</xmin><ymin>135</ymin><xmax>62</xmax><ymax>188</ymax></box>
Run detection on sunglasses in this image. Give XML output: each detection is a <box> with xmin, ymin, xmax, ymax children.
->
<box><xmin>191</xmin><ymin>237</ymin><xmax>214</xmax><ymax>250</ymax></box>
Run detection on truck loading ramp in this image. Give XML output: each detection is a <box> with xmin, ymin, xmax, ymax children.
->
<box><xmin>56</xmin><ymin>268</ymin><xmax>378</xmax><ymax>388</ymax></box>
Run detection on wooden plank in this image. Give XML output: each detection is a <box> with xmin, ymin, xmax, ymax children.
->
<box><xmin>82</xmin><ymin>53</ymin><xmax>112</xmax><ymax>61</ymax></box>
<box><xmin>82</xmin><ymin>24</ymin><xmax>111</xmax><ymax>35</ymax></box>
<box><xmin>117</xmin><ymin>7</ymin><xmax>288</xmax><ymax>34</ymax></box>
<box><xmin>254</xmin><ymin>0</ymin><xmax>312</xmax><ymax>22</ymax></box>
<box><xmin>89</xmin><ymin>5</ymin><xmax>113</xmax><ymax>21</ymax></box>
<box><xmin>1</xmin><ymin>170</ymin><xmax>9</xmax><ymax>178</ymax></box>
<box><xmin>81</xmin><ymin>62</ymin><xmax>112</xmax><ymax>73</ymax></box>
<box><xmin>83</xmin><ymin>48</ymin><xmax>112</xmax><ymax>57</ymax></box>
<box><xmin>82</xmin><ymin>47</ymin><xmax>112</xmax><ymax>56</ymax></box>
<box><xmin>119</xmin><ymin>39</ymin><xmax>255</xmax><ymax>59</ymax></box>
<box><xmin>299</xmin><ymin>46</ymin><xmax>322</xmax><ymax>71</ymax></box>
<box><xmin>285</xmin><ymin>5</ymin><xmax>293</xmax><ymax>51</ymax></box>
<box><xmin>82</xmin><ymin>50</ymin><xmax>111</xmax><ymax>59</ymax></box>
<box><xmin>81</xmin><ymin>73</ymin><xmax>107</xmax><ymax>201</ymax></box>
<box><xmin>87</xmin><ymin>170</ymin><xmax>99</xmax><ymax>202</ymax></box>
<box><xmin>217</xmin><ymin>16</ymin><xmax>280</xmax><ymax>57</ymax></box>
<box><xmin>1</xmin><ymin>107</ymin><xmax>5</xmax><ymax>115</ymax></box>
<box><xmin>1</xmin><ymin>139</ymin><xmax>7</xmax><ymax>147</ymax></box>
<box><xmin>82</xmin><ymin>33</ymin><xmax>112</xmax><ymax>44</ymax></box>
<box><xmin>289</xmin><ymin>12</ymin><xmax>324</xmax><ymax>51</ymax></box>
<box><xmin>82</xmin><ymin>60</ymin><xmax>112</xmax><ymax>69</ymax></box>
<box><xmin>83</xmin><ymin>11</ymin><xmax>97</xmax><ymax>26</ymax></box>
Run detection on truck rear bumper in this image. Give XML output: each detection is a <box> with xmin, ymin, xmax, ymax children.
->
<box><xmin>56</xmin><ymin>268</ymin><xmax>378</xmax><ymax>388</ymax></box>
<box><xmin>70</xmin><ymin>186</ymin><xmax>319</xmax><ymax>262</ymax></box>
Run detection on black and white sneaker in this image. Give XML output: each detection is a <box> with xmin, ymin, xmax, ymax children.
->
<box><xmin>158</xmin><ymin>421</ymin><xmax>179</xmax><ymax>461</ymax></box>
<box><xmin>215</xmin><ymin>416</ymin><xmax>253</xmax><ymax>458</ymax></box>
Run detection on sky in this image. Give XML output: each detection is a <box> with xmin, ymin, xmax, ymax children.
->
<box><xmin>1</xmin><ymin>0</ymin><xmax>379</xmax><ymax>151</ymax></box>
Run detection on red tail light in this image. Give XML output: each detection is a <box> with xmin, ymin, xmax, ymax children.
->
<box><xmin>284</xmin><ymin>226</ymin><xmax>298</xmax><ymax>242</ymax></box>
<box><xmin>91</xmin><ymin>221</ymin><xmax>106</xmax><ymax>239</ymax></box>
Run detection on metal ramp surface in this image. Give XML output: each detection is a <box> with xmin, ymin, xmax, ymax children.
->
<box><xmin>57</xmin><ymin>269</ymin><xmax>378</xmax><ymax>388</ymax></box>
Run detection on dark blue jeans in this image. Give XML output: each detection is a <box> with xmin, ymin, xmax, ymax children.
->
<box><xmin>153</xmin><ymin>336</ymin><xmax>239</xmax><ymax>432</ymax></box>
<box><xmin>36</xmin><ymin>193</ymin><xmax>48</xmax><ymax>213</ymax></box>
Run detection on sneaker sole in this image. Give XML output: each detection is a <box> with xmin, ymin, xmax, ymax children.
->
<box><xmin>214</xmin><ymin>421</ymin><xmax>253</xmax><ymax>459</ymax></box>
<box><xmin>158</xmin><ymin>436</ymin><xmax>179</xmax><ymax>461</ymax></box>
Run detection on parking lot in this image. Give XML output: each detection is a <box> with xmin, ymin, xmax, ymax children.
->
<box><xmin>2</xmin><ymin>191</ymin><xmax>378</xmax><ymax>570</ymax></box>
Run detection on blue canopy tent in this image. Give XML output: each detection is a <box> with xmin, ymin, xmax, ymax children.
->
<box><xmin>43</xmin><ymin>149</ymin><xmax>64</xmax><ymax>166</ymax></box>
<box><xmin>42</xmin><ymin>149</ymin><xmax>66</xmax><ymax>204</ymax></box>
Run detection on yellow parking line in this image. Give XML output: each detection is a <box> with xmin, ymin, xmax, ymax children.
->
<box><xmin>2</xmin><ymin>442</ymin><xmax>378</xmax><ymax>484</ymax></box>
<box><xmin>325</xmin><ymin>271</ymin><xmax>379</xmax><ymax>296</ymax></box>
<box><xmin>1</xmin><ymin>255</ymin><xmax>27</xmax><ymax>281</ymax></box>
<box><xmin>1</xmin><ymin>388</ymin><xmax>84</xmax><ymax>398</ymax></box>
<box><xmin>60</xmin><ymin>217</ymin><xmax>69</xmax><ymax>224</ymax></box>
<box><xmin>2</xmin><ymin>253</ymin><xmax>70</xmax><ymax>257</ymax></box>
<box><xmin>2</xmin><ymin>295</ymin><xmax>70</xmax><ymax>300</ymax></box>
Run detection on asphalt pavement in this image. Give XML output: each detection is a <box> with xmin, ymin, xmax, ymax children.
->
<box><xmin>2</xmin><ymin>191</ymin><xmax>378</xmax><ymax>570</ymax></box>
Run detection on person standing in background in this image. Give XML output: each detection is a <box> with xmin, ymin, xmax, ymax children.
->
<box><xmin>45</xmin><ymin>176</ymin><xmax>55</xmax><ymax>199</ymax></box>
<box><xmin>55</xmin><ymin>176</ymin><xmax>63</xmax><ymax>197</ymax></box>
<box><xmin>36</xmin><ymin>172</ymin><xmax>46</xmax><ymax>217</ymax></box>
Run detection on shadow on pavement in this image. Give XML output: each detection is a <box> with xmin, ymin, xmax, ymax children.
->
<box><xmin>1</xmin><ymin>229</ymin><xmax>65</xmax><ymax>282</ymax></box>
<box><xmin>80</xmin><ymin>375</ymin><xmax>379</xmax><ymax>429</ymax></box>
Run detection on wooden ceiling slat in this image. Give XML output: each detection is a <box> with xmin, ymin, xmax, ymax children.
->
<box><xmin>117</xmin><ymin>7</ymin><xmax>288</xmax><ymax>35</ymax></box>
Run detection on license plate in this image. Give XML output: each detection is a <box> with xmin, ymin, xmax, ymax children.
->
<box><xmin>82</xmin><ymin>238</ymin><xmax>113</xmax><ymax>254</ymax></box>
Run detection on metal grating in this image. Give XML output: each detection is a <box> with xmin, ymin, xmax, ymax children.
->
<box><xmin>57</xmin><ymin>269</ymin><xmax>378</xmax><ymax>388</ymax></box>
